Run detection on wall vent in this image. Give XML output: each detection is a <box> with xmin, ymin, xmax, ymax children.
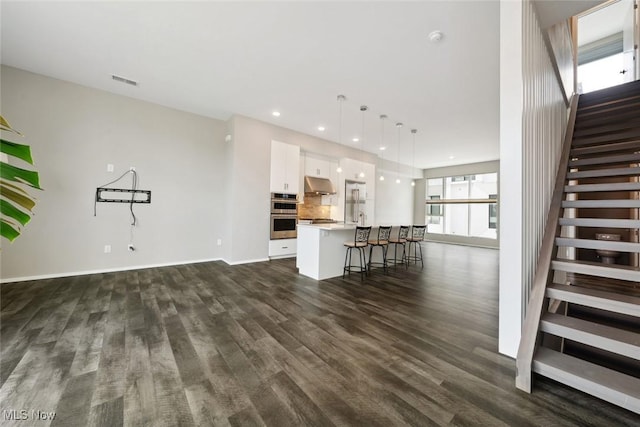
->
<box><xmin>111</xmin><ymin>75</ymin><xmax>138</xmax><ymax>86</ymax></box>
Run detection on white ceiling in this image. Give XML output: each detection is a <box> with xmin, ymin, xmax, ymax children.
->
<box><xmin>2</xmin><ymin>1</ymin><xmax>544</xmax><ymax>170</ymax></box>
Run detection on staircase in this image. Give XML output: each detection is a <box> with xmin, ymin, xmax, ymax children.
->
<box><xmin>516</xmin><ymin>80</ymin><xmax>640</xmax><ymax>415</ymax></box>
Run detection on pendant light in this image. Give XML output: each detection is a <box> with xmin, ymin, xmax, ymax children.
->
<box><xmin>336</xmin><ymin>95</ymin><xmax>345</xmax><ymax>174</ymax></box>
<box><xmin>359</xmin><ymin>105</ymin><xmax>367</xmax><ymax>178</ymax></box>
<box><xmin>395</xmin><ymin>122</ymin><xmax>403</xmax><ymax>184</ymax></box>
<box><xmin>379</xmin><ymin>114</ymin><xmax>387</xmax><ymax>181</ymax></box>
<box><xmin>411</xmin><ymin>129</ymin><xmax>417</xmax><ymax>187</ymax></box>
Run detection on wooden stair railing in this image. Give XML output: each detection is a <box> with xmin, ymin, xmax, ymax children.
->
<box><xmin>515</xmin><ymin>94</ymin><xmax>579</xmax><ymax>392</ymax></box>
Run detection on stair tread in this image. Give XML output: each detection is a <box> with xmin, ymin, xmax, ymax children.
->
<box><xmin>541</xmin><ymin>313</ymin><xmax>640</xmax><ymax>360</ymax></box>
<box><xmin>551</xmin><ymin>260</ymin><xmax>640</xmax><ymax>282</ymax></box>
<box><xmin>564</xmin><ymin>182</ymin><xmax>640</xmax><ymax>193</ymax></box>
<box><xmin>573</xmin><ymin>128</ymin><xmax>640</xmax><ymax>146</ymax></box>
<box><xmin>570</xmin><ymin>141</ymin><xmax>640</xmax><ymax>156</ymax></box>
<box><xmin>573</xmin><ymin>118</ymin><xmax>640</xmax><ymax>138</ymax></box>
<box><xmin>579</xmin><ymin>80</ymin><xmax>640</xmax><ymax>105</ymax></box>
<box><xmin>576</xmin><ymin>100</ymin><xmax>640</xmax><ymax>119</ymax></box>
<box><xmin>562</xmin><ymin>200</ymin><xmax>640</xmax><ymax>208</ymax></box>
<box><xmin>558</xmin><ymin>218</ymin><xmax>640</xmax><ymax>228</ymax></box>
<box><xmin>555</xmin><ymin>237</ymin><xmax>640</xmax><ymax>252</ymax></box>
<box><xmin>546</xmin><ymin>283</ymin><xmax>640</xmax><ymax>317</ymax></box>
<box><xmin>569</xmin><ymin>152</ymin><xmax>640</xmax><ymax>166</ymax></box>
<box><xmin>575</xmin><ymin>110</ymin><xmax>640</xmax><ymax>130</ymax></box>
<box><xmin>566</xmin><ymin>167</ymin><xmax>640</xmax><ymax>179</ymax></box>
<box><xmin>533</xmin><ymin>347</ymin><xmax>640</xmax><ymax>413</ymax></box>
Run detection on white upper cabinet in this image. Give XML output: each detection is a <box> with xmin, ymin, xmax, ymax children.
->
<box><xmin>304</xmin><ymin>156</ymin><xmax>332</xmax><ymax>179</ymax></box>
<box><xmin>303</xmin><ymin>153</ymin><xmax>340</xmax><ymax>205</ymax></box>
<box><xmin>339</xmin><ymin>158</ymin><xmax>376</xmax><ymax>200</ymax></box>
<box><xmin>270</xmin><ymin>140</ymin><xmax>300</xmax><ymax>194</ymax></box>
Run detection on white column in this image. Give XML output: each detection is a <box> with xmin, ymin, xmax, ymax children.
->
<box><xmin>499</xmin><ymin>0</ymin><xmax>524</xmax><ymax>358</ymax></box>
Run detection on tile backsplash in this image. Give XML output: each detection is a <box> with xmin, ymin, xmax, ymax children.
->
<box><xmin>298</xmin><ymin>196</ymin><xmax>331</xmax><ymax>219</ymax></box>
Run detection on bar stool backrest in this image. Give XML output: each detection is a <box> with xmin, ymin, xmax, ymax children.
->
<box><xmin>376</xmin><ymin>226</ymin><xmax>392</xmax><ymax>242</ymax></box>
<box><xmin>398</xmin><ymin>226</ymin><xmax>409</xmax><ymax>240</ymax></box>
<box><xmin>355</xmin><ymin>226</ymin><xmax>372</xmax><ymax>243</ymax></box>
<box><xmin>411</xmin><ymin>225</ymin><xmax>426</xmax><ymax>240</ymax></box>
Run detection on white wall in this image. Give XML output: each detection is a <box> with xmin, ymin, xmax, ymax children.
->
<box><xmin>375</xmin><ymin>177</ymin><xmax>415</xmax><ymax>226</ymax></box>
<box><xmin>0</xmin><ymin>66</ymin><xmax>229</xmax><ymax>281</ymax></box>
<box><xmin>0</xmin><ymin>68</ymin><xmax>421</xmax><ymax>277</ymax></box>
<box><xmin>499</xmin><ymin>0</ymin><xmax>569</xmax><ymax>357</ymax></box>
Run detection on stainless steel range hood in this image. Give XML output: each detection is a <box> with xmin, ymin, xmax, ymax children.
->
<box><xmin>304</xmin><ymin>176</ymin><xmax>336</xmax><ymax>195</ymax></box>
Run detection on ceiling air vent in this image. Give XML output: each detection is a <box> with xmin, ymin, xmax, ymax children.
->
<box><xmin>111</xmin><ymin>74</ymin><xmax>138</xmax><ymax>86</ymax></box>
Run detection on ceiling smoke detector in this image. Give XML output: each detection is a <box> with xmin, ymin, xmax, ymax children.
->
<box><xmin>428</xmin><ymin>30</ymin><xmax>443</xmax><ymax>43</ymax></box>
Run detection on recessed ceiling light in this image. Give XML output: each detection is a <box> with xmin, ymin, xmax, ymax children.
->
<box><xmin>449</xmin><ymin>155</ymin><xmax>455</xmax><ymax>159</ymax></box>
<box><xmin>429</xmin><ymin>30</ymin><xmax>443</xmax><ymax>42</ymax></box>
<box><xmin>272</xmin><ymin>111</ymin><xmax>281</xmax><ymax>117</ymax></box>
<box><xmin>352</xmin><ymin>137</ymin><xmax>359</xmax><ymax>142</ymax></box>
<box><xmin>317</xmin><ymin>126</ymin><xmax>325</xmax><ymax>131</ymax></box>
<box><xmin>379</xmin><ymin>146</ymin><xmax>386</xmax><ymax>151</ymax></box>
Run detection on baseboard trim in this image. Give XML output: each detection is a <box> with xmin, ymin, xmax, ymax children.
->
<box><xmin>223</xmin><ymin>257</ymin><xmax>270</xmax><ymax>266</ymax></box>
<box><xmin>425</xmin><ymin>237</ymin><xmax>499</xmax><ymax>250</ymax></box>
<box><xmin>1</xmin><ymin>257</ymin><xmax>224</xmax><ymax>284</ymax></box>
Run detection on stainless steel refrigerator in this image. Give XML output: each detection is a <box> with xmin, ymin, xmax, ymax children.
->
<box><xmin>344</xmin><ymin>180</ymin><xmax>367</xmax><ymax>225</ymax></box>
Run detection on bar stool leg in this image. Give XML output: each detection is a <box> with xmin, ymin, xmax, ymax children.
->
<box><xmin>343</xmin><ymin>247</ymin><xmax>349</xmax><ymax>278</ymax></box>
<box><xmin>393</xmin><ymin>243</ymin><xmax>398</xmax><ymax>270</ymax></box>
<box><xmin>400</xmin><ymin>243</ymin><xmax>407</xmax><ymax>268</ymax></box>
<box><xmin>382</xmin><ymin>245</ymin><xmax>388</xmax><ymax>273</ymax></box>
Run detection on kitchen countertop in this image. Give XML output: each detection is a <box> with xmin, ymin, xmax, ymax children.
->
<box><xmin>297</xmin><ymin>222</ymin><xmax>356</xmax><ymax>231</ymax></box>
<box><xmin>297</xmin><ymin>222</ymin><xmax>396</xmax><ymax>231</ymax></box>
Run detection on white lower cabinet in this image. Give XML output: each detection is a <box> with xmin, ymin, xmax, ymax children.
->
<box><xmin>269</xmin><ymin>238</ymin><xmax>297</xmax><ymax>258</ymax></box>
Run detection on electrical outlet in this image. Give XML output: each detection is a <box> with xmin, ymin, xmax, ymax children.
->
<box><xmin>104</xmin><ymin>245</ymin><xmax>111</xmax><ymax>253</ymax></box>
<box><xmin>107</xmin><ymin>163</ymin><xmax>114</xmax><ymax>172</ymax></box>
<box><xmin>217</xmin><ymin>239</ymin><xmax>222</xmax><ymax>246</ymax></box>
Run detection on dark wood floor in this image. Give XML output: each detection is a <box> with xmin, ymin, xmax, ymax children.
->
<box><xmin>1</xmin><ymin>242</ymin><xmax>637</xmax><ymax>426</ymax></box>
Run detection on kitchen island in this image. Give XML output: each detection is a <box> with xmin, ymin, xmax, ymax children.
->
<box><xmin>297</xmin><ymin>223</ymin><xmax>387</xmax><ymax>280</ymax></box>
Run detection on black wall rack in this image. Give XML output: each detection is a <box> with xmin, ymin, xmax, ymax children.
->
<box><xmin>95</xmin><ymin>187</ymin><xmax>151</xmax><ymax>203</ymax></box>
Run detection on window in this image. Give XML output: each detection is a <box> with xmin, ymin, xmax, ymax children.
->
<box><xmin>425</xmin><ymin>173</ymin><xmax>498</xmax><ymax>239</ymax></box>
<box><xmin>488</xmin><ymin>194</ymin><xmax>497</xmax><ymax>229</ymax></box>
<box><xmin>426</xmin><ymin>179</ymin><xmax>444</xmax><ymax>233</ymax></box>
<box><xmin>428</xmin><ymin>196</ymin><xmax>442</xmax><ymax>225</ymax></box>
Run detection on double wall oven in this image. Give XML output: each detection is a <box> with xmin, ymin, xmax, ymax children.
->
<box><xmin>270</xmin><ymin>192</ymin><xmax>298</xmax><ymax>239</ymax></box>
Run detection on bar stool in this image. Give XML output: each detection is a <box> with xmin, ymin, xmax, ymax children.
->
<box><xmin>406</xmin><ymin>225</ymin><xmax>426</xmax><ymax>268</ymax></box>
<box><xmin>367</xmin><ymin>226</ymin><xmax>392</xmax><ymax>274</ymax></box>
<box><xmin>343</xmin><ymin>226</ymin><xmax>372</xmax><ymax>280</ymax></box>
<box><xmin>388</xmin><ymin>225</ymin><xmax>409</xmax><ymax>269</ymax></box>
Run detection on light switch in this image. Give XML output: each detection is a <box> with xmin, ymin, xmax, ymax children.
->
<box><xmin>107</xmin><ymin>163</ymin><xmax>114</xmax><ymax>172</ymax></box>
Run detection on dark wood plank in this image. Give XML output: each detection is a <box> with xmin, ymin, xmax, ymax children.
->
<box><xmin>1</xmin><ymin>243</ymin><xmax>638</xmax><ymax>426</ymax></box>
<box><xmin>51</xmin><ymin>371</ymin><xmax>96</xmax><ymax>427</ymax></box>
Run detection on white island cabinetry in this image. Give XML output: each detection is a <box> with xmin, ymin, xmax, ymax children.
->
<box><xmin>269</xmin><ymin>238</ymin><xmax>297</xmax><ymax>258</ymax></box>
<box><xmin>297</xmin><ymin>223</ymin><xmax>387</xmax><ymax>280</ymax></box>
